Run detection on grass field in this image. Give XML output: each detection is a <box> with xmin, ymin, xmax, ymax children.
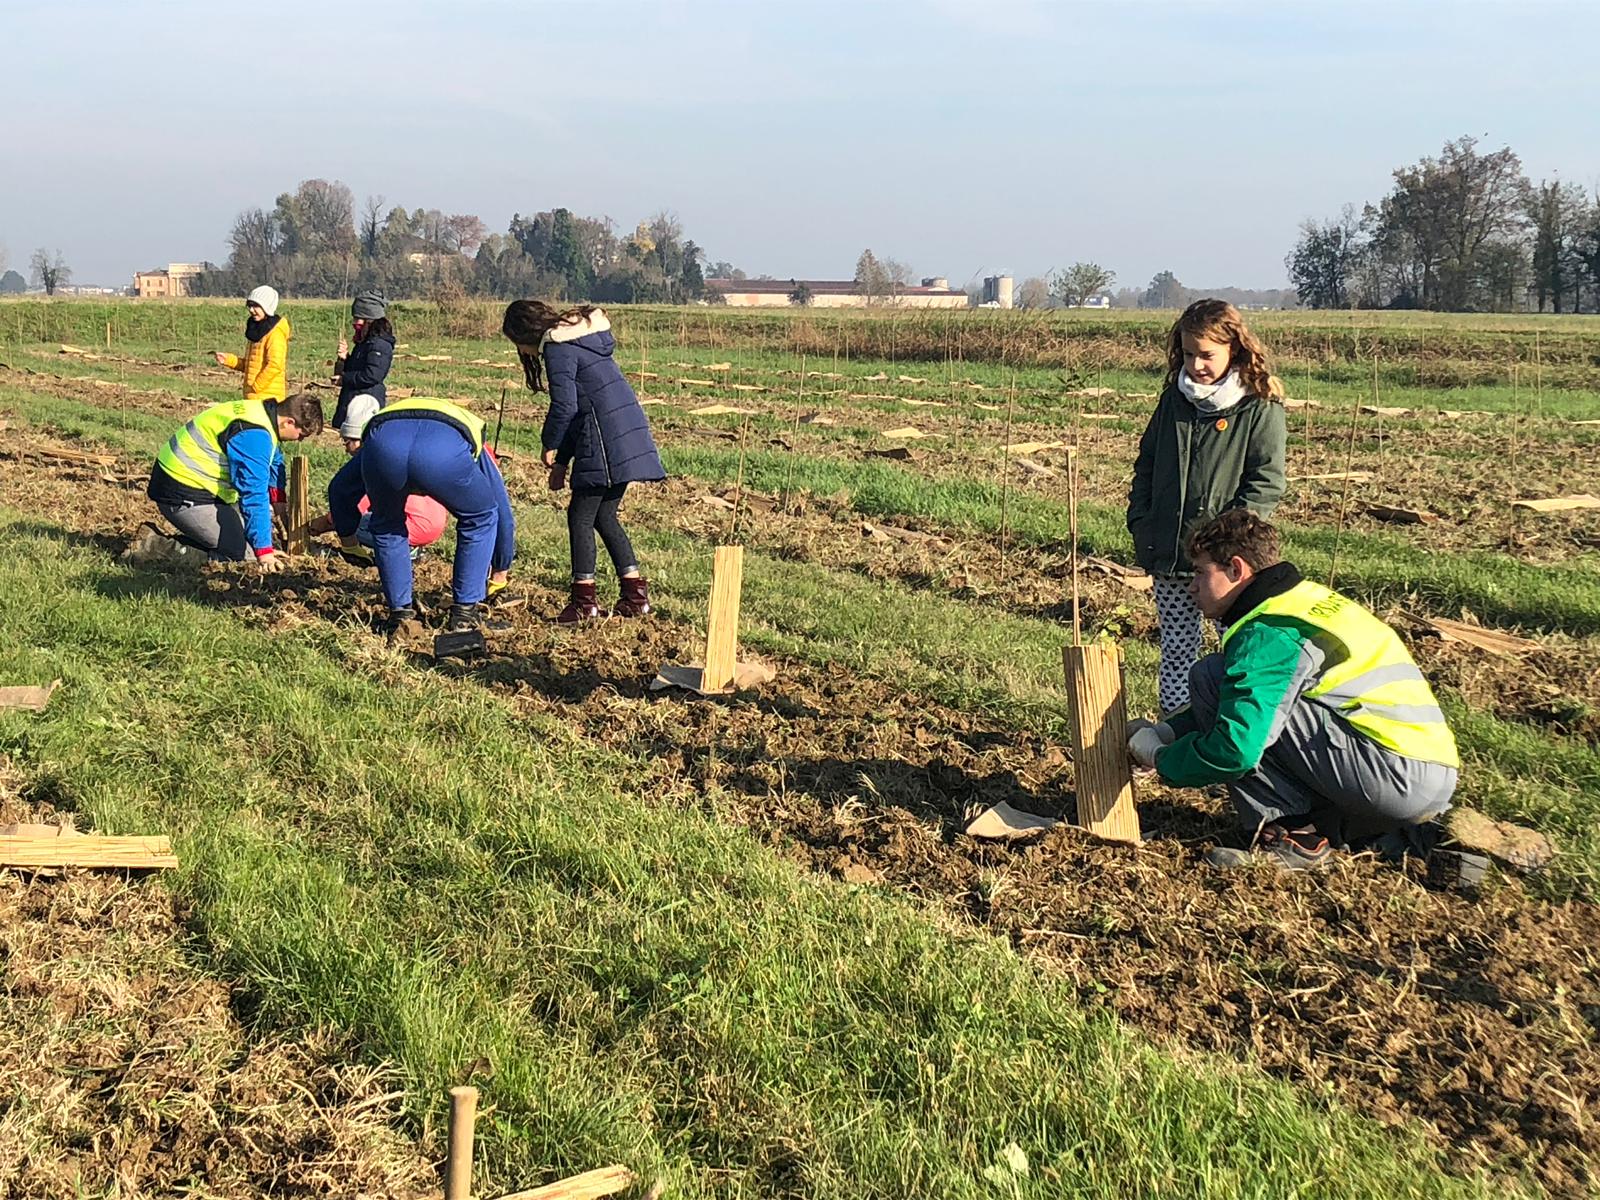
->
<box><xmin>0</xmin><ymin>298</ymin><xmax>1597</xmax><ymax>1198</ymax></box>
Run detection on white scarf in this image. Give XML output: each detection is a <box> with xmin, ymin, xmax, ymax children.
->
<box><xmin>1178</xmin><ymin>368</ymin><xmax>1247</xmax><ymax>414</ymax></box>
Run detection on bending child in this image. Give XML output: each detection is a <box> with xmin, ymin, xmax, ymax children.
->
<box><xmin>501</xmin><ymin>300</ymin><xmax>665</xmax><ymax>624</ymax></box>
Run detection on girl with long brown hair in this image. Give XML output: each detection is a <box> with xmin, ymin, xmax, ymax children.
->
<box><xmin>1127</xmin><ymin>299</ymin><xmax>1287</xmax><ymax>715</ymax></box>
<box><xmin>502</xmin><ymin>299</ymin><xmax>665</xmax><ymax>623</ymax></box>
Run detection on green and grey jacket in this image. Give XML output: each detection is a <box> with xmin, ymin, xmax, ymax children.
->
<box><xmin>1126</xmin><ymin>384</ymin><xmax>1287</xmax><ymax>578</ymax></box>
<box><xmin>1157</xmin><ymin>563</ymin><xmax>1459</xmax><ymax>788</ymax></box>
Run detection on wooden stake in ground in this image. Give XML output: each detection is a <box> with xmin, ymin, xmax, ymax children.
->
<box><xmin>702</xmin><ymin>545</ymin><xmax>744</xmax><ymax>694</ymax></box>
<box><xmin>999</xmin><ymin>369</ymin><xmax>1017</xmax><ymax>568</ymax></box>
<box><xmin>1060</xmin><ymin>446</ymin><xmax>1140</xmax><ymax>845</ymax></box>
<box><xmin>286</xmin><ymin>455</ymin><xmax>311</xmax><ymax>554</ymax></box>
<box><xmin>445</xmin><ymin>1085</ymin><xmax>478</xmax><ymax>1200</ymax></box>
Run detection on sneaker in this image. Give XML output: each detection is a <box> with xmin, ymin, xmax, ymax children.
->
<box><xmin>1206</xmin><ymin>822</ymin><xmax>1332</xmax><ymax>872</ymax></box>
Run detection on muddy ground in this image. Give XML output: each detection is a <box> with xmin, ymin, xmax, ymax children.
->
<box><xmin>0</xmin><ymin>765</ymin><xmax>434</xmax><ymax>1199</ymax></box>
<box><xmin>2</xmin><ymin>406</ymin><xmax>1598</xmax><ymax>1196</ymax></box>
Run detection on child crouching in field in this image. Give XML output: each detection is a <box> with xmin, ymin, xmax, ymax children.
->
<box><xmin>1127</xmin><ymin>300</ymin><xmax>1287</xmax><ymax>715</ymax></box>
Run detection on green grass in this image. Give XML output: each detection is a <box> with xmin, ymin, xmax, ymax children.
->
<box><xmin>0</xmin><ymin>513</ymin><xmax>1524</xmax><ymax>1199</ymax></box>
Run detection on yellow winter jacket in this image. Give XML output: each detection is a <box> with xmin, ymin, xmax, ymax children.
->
<box><xmin>221</xmin><ymin>316</ymin><xmax>292</xmax><ymax>401</ymax></box>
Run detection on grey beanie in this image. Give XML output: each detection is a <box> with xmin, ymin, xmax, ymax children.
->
<box><xmin>351</xmin><ymin>290</ymin><xmax>387</xmax><ymax>321</ymax></box>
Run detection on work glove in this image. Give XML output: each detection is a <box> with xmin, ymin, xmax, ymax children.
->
<box><xmin>254</xmin><ymin>548</ymin><xmax>286</xmax><ymax>574</ymax></box>
<box><xmin>548</xmin><ymin>464</ymin><xmax>567</xmax><ymax>492</ymax></box>
<box><xmin>1128</xmin><ymin>723</ymin><xmax>1174</xmax><ymax>769</ymax></box>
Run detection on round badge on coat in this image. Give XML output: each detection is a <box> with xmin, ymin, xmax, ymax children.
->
<box><xmin>1215</xmin><ymin>418</ymin><xmax>1228</xmax><ymax>431</ymax></box>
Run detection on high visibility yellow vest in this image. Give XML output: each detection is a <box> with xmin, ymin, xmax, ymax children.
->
<box><xmin>1222</xmin><ymin>579</ymin><xmax>1459</xmax><ymax>767</ymax></box>
<box><xmin>363</xmin><ymin>397</ymin><xmax>485</xmax><ymax>457</ymax></box>
<box><xmin>155</xmin><ymin>399</ymin><xmax>276</xmax><ymax>503</ymax></box>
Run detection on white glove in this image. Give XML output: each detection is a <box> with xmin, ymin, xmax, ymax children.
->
<box><xmin>1129</xmin><ymin>724</ymin><xmax>1173</xmax><ymax>768</ymax></box>
<box><xmin>254</xmin><ymin>549</ymin><xmax>286</xmax><ymax>574</ymax></box>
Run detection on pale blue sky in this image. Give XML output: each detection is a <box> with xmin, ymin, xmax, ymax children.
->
<box><xmin>4</xmin><ymin>0</ymin><xmax>1595</xmax><ymax>290</ymax></box>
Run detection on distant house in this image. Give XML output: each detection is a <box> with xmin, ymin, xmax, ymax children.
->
<box><xmin>133</xmin><ymin>262</ymin><xmax>207</xmax><ymax>298</ymax></box>
<box><xmin>707</xmin><ymin>277</ymin><xmax>970</xmax><ymax>309</ymax></box>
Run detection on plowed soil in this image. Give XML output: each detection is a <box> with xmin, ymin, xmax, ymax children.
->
<box><xmin>2</xmin><ymin>411</ymin><xmax>1598</xmax><ymax>1196</ymax></box>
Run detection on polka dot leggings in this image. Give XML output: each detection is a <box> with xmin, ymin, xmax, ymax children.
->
<box><xmin>1153</xmin><ymin>576</ymin><xmax>1224</xmax><ymax>715</ymax></box>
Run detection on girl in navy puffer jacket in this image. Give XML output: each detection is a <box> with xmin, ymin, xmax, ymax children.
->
<box><xmin>502</xmin><ymin>300</ymin><xmax>666</xmax><ymax>624</ymax></box>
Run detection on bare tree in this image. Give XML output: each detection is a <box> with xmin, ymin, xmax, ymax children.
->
<box><xmin>360</xmin><ymin>194</ymin><xmax>385</xmax><ymax>259</ymax></box>
<box><xmin>29</xmin><ymin>248</ymin><xmax>71</xmax><ymax>295</ymax></box>
<box><xmin>1015</xmin><ymin>276</ymin><xmax>1051</xmax><ymax>309</ymax></box>
<box><xmin>444</xmin><ymin>214</ymin><xmax>488</xmax><ymax>256</ymax></box>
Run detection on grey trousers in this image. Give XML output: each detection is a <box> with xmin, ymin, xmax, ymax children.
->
<box><xmin>157</xmin><ymin>498</ymin><xmax>249</xmax><ymax>562</ymax></box>
<box><xmin>1188</xmin><ymin>654</ymin><xmax>1457</xmax><ymax>842</ymax></box>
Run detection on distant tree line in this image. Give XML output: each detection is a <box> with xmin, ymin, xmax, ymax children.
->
<box><xmin>1288</xmin><ymin>135</ymin><xmax>1600</xmax><ymax>312</ymax></box>
<box><xmin>193</xmin><ymin>179</ymin><xmax>713</xmax><ymax>303</ymax></box>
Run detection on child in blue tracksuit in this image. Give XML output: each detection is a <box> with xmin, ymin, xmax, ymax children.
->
<box><xmin>335</xmin><ymin>398</ymin><xmax>515</xmax><ymax>633</ymax></box>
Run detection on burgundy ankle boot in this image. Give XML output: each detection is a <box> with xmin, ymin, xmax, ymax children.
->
<box><xmin>556</xmin><ymin>580</ymin><xmax>605</xmax><ymax>625</ymax></box>
<box><xmin>614</xmin><ymin>575</ymin><xmax>652</xmax><ymax>618</ymax></box>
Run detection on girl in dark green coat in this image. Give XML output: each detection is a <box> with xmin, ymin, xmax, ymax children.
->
<box><xmin>1127</xmin><ymin>300</ymin><xmax>1287</xmax><ymax>714</ymax></box>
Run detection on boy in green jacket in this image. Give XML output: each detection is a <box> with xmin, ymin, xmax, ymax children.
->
<box><xmin>1127</xmin><ymin>509</ymin><xmax>1459</xmax><ymax>871</ymax></box>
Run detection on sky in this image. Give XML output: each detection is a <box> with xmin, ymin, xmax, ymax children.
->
<box><xmin>4</xmin><ymin>0</ymin><xmax>1598</xmax><ymax>291</ymax></box>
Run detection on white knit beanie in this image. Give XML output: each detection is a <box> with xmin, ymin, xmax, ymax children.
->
<box><xmin>339</xmin><ymin>394</ymin><xmax>381</xmax><ymax>440</ymax></box>
<box><xmin>247</xmin><ymin>285</ymin><xmax>279</xmax><ymax>316</ymax></box>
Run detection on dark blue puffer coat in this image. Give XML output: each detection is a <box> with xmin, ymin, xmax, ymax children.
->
<box><xmin>333</xmin><ymin>331</ymin><xmax>395</xmax><ymax>428</ymax></box>
<box><xmin>541</xmin><ymin>311</ymin><xmax>665</xmax><ymax>490</ymax></box>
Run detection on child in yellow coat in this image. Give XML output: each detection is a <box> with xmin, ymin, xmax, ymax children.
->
<box><xmin>213</xmin><ymin>285</ymin><xmax>292</xmax><ymax>401</ymax></box>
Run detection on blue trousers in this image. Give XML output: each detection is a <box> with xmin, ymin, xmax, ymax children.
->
<box><xmin>358</xmin><ymin>419</ymin><xmax>515</xmax><ymax>610</ymax></box>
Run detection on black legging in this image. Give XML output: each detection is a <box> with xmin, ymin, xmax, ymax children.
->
<box><xmin>568</xmin><ymin>483</ymin><xmax>638</xmax><ymax>580</ymax></box>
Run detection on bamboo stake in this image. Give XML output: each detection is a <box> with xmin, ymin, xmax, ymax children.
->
<box><xmin>781</xmin><ymin>352</ymin><xmax>806</xmax><ymax>512</ymax></box>
<box><xmin>1327</xmin><ymin>357</ymin><xmax>1368</xmax><ymax>590</ymax></box>
<box><xmin>999</xmin><ymin>368</ymin><xmax>1016</xmax><ymax>569</ymax></box>
<box><xmin>728</xmin><ymin>414</ymin><xmax>751</xmax><ymax>542</ymax></box>
<box><xmin>1068</xmin><ymin>446</ymin><xmax>1081</xmax><ymax>646</ymax></box>
<box><xmin>1535</xmin><ymin>330</ymin><xmax>1542</xmax><ymax>421</ymax></box>
<box><xmin>444</xmin><ymin>1086</ymin><xmax>478</xmax><ymax>1200</ymax></box>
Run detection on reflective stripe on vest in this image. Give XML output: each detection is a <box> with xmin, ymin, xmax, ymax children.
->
<box><xmin>155</xmin><ymin>399</ymin><xmax>275</xmax><ymax>503</ymax></box>
<box><xmin>1221</xmin><ymin>579</ymin><xmax>1459</xmax><ymax>767</ymax></box>
<box><xmin>363</xmin><ymin>397</ymin><xmax>485</xmax><ymax>457</ymax></box>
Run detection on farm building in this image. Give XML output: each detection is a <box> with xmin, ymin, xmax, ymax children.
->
<box><xmin>707</xmin><ymin>277</ymin><xmax>970</xmax><ymax>308</ymax></box>
<box><xmin>132</xmin><ymin>263</ymin><xmax>207</xmax><ymax>298</ymax></box>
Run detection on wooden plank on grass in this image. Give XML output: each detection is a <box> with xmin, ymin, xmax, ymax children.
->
<box><xmin>1062</xmin><ymin>644</ymin><xmax>1141</xmax><ymax>845</ymax></box>
<box><xmin>1292</xmin><ymin>470</ymin><xmax>1373</xmax><ymax>483</ymax></box>
<box><xmin>1511</xmin><ymin>494</ymin><xmax>1600</xmax><ymax>513</ymax></box>
<box><xmin>0</xmin><ymin>680</ymin><xmax>60</xmax><ymax>711</ymax></box>
<box><xmin>1412</xmin><ymin>615</ymin><xmax>1539</xmax><ymax>656</ymax></box>
<box><xmin>702</xmin><ymin>546</ymin><xmax>744</xmax><ymax>693</ymax></box>
<box><xmin>493</xmin><ymin>1164</ymin><xmax>637</xmax><ymax>1200</ymax></box>
<box><xmin>19</xmin><ymin>444</ymin><xmax>117</xmax><ymax>468</ymax></box>
<box><xmin>0</xmin><ymin>834</ymin><xmax>178</xmax><ymax>869</ymax></box>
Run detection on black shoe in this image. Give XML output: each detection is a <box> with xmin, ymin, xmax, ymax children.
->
<box><xmin>384</xmin><ymin>606</ymin><xmax>420</xmax><ymax>638</ymax></box>
<box><xmin>446</xmin><ymin>603</ymin><xmax>481</xmax><ymax>633</ymax></box>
